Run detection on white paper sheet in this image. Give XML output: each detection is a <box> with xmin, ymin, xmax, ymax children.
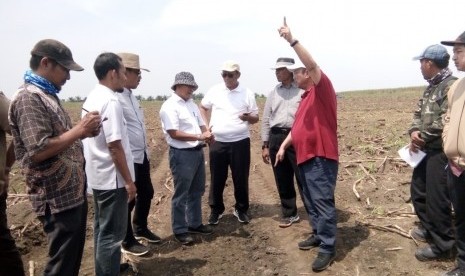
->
<box><xmin>398</xmin><ymin>144</ymin><xmax>426</xmax><ymax>168</ymax></box>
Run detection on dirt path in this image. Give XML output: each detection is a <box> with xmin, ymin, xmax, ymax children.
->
<box><xmin>122</xmin><ymin>141</ymin><xmax>314</xmax><ymax>275</ymax></box>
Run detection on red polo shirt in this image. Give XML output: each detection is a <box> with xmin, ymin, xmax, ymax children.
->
<box><xmin>291</xmin><ymin>71</ymin><xmax>339</xmax><ymax>164</ymax></box>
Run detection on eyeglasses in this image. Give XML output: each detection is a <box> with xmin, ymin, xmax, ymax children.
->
<box><xmin>221</xmin><ymin>72</ymin><xmax>235</xmax><ymax>78</ymax></box>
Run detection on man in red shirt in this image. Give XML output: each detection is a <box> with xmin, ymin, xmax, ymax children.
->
<box><xmin>275</xmin><ymin>18</ymin><xmax>339</xmax><ymax>272</ymax></box>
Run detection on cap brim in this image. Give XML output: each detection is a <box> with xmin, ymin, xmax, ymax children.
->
<box><xmin>412</xmin><ymin>55</ymin><xmax>423</xmax><ymax>61</ymax></box>
<box><xmin>441</xmin><ymin>40</ymin><xmax>465</xmax><ymax>46</ymax></box>
<box><xmin>59</xmin><ymin>60</ymin><xmax>84</xmax><ymax>71</ymax></box>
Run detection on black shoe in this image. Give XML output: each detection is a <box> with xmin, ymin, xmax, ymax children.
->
<box><xmin>410</xmin><ymin>226</ymin><xmax>430</xmax><ymax>242</ymax></box>
<box><xmin>121</xmin><ymin>240</ymin><xmax>149</xmax><ymax>256</ymax></box>
<box><xmin>174</xmin><ymin>233</ymin><xmax>194</xmax><ymax>245</ymax></box>
<box><xmin>415</xmin><ymin>246</ymin><xmax>455</xmax><ymax>262</ymax></box>
<box><xmin>134</xmin><ymin>229</ymin><xmax>161</xmax><ymax>243</ymax></box>
<box><xmin>188</xmin><ymin>224</ymin><xmax>214</xmax><ymax>235</ymax></box>
<box><xmin>233</xmin><ymin>209</ymin><xmax>250</xmax><ymax>224</ymax></box>
<box><xmin>298</xmin><ymin>235</ymin><xmax>321</xmax><ymax>250</ymax></box>
<box><xmin>208</xmin><ymin>212</ymin><xmax>223</xmax><ymax>225</ymax></box>
<box><xmin>312</xmin><ymin>252</ymin><xmax>336</xmax><ymax>272</ymax></box>
<box><xmin>442</xmin><ymin>267</ymin><xmax>465</xmax><ymax>276</ymax></box>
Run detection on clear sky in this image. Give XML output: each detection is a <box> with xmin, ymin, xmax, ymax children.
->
<box><xmin>0</xmin><ymin>0</ymin><xmax>464</xmax><ymax>99</ymax></box>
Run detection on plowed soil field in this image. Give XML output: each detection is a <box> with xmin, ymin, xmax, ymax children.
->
<box><xmin>7</xmin><ymin>88</ymin><xmax>456</xmax><ymax>275</ymax></box>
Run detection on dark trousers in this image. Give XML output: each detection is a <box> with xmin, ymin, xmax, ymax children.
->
<box><xmin>411</xmin><ymin>150</ymin><xmax>454</xmax><ymax>253</ymax></box>
<box><xmin>448</xmin><ymin>169</ymin><xmax>465</xmax><ymax>268</ymax></box>
<box><xmin>93</xmin><ymin>188</ymin><xmax>128</xmax><ymax>276</ymax></box>
<box><xmin>169</xmin><ymin>147</ymin><xmax>206</xmax><ymax>234</ymax></box>
<box><xmin>124</xmin><ymin>153</ymin><xmax>154</xmax><ymax>245</ymax></box>
<box><xmin>299</xmin><ymin>157</ymin><xmax>338</xmax><ymax>254</ymax></box>
<box><xmin>209</xmin><ymin>138</ymin><xmax>250</xmax><ymax>214</ymax></box>
<box><xmin>0</xmin><ymin>195</ymin><xmax>25</xmax><ymax>276</ymax></box>
<box><xmin>38</xmin><ymin>201</ymin><xmax>87</xmax><ymax>276</ymax></box>
<box><xmin>268</xmin><ymin>130</ymin><xmax>310</xmax><ymax>218</ymax></box>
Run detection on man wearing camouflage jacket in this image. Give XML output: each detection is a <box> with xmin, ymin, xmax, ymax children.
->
<box><xmin>408</xmin><ymin>44</ymin><xmax>457</xmax><ymax>262</ymax></box>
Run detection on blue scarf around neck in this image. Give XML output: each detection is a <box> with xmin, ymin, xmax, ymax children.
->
<box><xmin>24</xmin><ymin>70</ymin><xmax>60</xmax><ymax>95</ymax></box>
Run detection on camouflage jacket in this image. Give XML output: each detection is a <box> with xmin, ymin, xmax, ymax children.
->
<box><xmin>408</xmin><ymin>74</ymin><xmax>457</xmax><ymax>150</ymax></box>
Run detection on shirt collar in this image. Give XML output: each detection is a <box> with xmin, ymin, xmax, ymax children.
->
<box><xmin>279</xmin><ymin>81</ymin><xmax>298</xmax><ymax>89</ymax></box>
<box><xmin>172</xmin><ymin>92</ymin><xmax>193</xmax><ymax>103</ymax></box>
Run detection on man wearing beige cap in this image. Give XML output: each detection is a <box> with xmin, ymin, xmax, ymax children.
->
<box><xmin>200</xmin><ymin>60</ymin><xmax>259</xmax><ymax>225</ymax></box>
<box><xmin>116</xmin><ymin>53</ymin><xmax>160</xmax><ymax>257</ymax></box>
<box><xmin>9</xmin><ymin>39</ymin><xmax>102</xmax><ymax>276</ymax></box>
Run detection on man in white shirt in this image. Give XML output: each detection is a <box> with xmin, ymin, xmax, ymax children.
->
<box><xmin>200</xmin><ymin>60</ymin><xmax>259</xmax><ymax>225</ymax></box>
<box><xmin>82</xmin><ymin>52</ymin><xmax>136</xmax><ymax>276</ymax></box>
<box><xmin>160</xmin><ymin>72</ymin><xmax>214</xmax><ymax>245</ymax></box>
<box><xmin>116</xmin><ymin>53</ymin><xmax>160</xmax><ymax>257</ymax></box>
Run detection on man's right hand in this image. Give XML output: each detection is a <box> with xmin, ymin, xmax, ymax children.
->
<box><xmin>79</xmin><ymin>111</ymin><xmax>102</xmax><ymax>138</ymax></box>
<box><xmin>410</xmin><ymin>131</ymin><xmax>425</xmax><ymax>153</ymax></box>
<box><xmin>125</xmin><ymin>181</ymin><xmax>136</xmax><ymax>202</ymax></box>
<box><xmin>274</xmin><ymin>147</ymin><xmax>285</xmax><ymax>167</ymax></box>
<box><xmin>262</xmin><ymin>148</ymin><xmax>270</xmax><ymax>164</ymax></box>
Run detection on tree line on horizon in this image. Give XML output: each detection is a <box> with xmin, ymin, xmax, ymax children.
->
<box><xmin>65</xmin><ymin>93</ymin><xmax>267</xmax><ymax>102</ymax></box>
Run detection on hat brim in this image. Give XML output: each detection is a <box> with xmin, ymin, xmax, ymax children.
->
<box><xmin>287</xmin><ymin>63</ymin><xmax>306</xmax><ymax>72</ymax></box>
<box><xmin>441</xmin><ymin>40</ymin><xmax>465</xmax><ymax>46</ymax></box>
<box><xmin>270</xmin><ymin>66</ymin><xmax>293</xmax><ymax>70</ymax></box>
<box><xmin>127</xmin><ymin>66</ymin><xmax>150</xmax><ymax>72</ymax></box>
<box><xmin>270</xmin><ymin>62</ymin><xmax>294</xmax><ymax>70</ymax></box>
<box><xmin>59</xmin><ymin>60</ymin><xmax>84</xmax><ymax>71</ymax></box>
<box><xmin>171</xmin><ymin>83</ymin><xmax>198</xmax><ymax>92</ymax></box>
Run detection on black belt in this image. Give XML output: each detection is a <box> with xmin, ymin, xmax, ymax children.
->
<box><xmin>170</xmin><ymin>144</ymin><xmax>206</xmax><ymax>151</ymax></box>
<box><xmin>270</xmin><ymin>127</ymin><xmax>291</xmax><ymax>134</ymax></box>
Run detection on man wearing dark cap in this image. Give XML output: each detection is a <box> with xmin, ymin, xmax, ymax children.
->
<box><xmin>407</xmin><ymin>44</ymin><xmax>457</xmax><ymax>262</ymax></box>
<box><xmin>441</xmin><ymin>31</ymin><xmax>465</xmax><ymax>276</ymax></box>
<box><xmin>117</xmin><ymin>53</ymin><xmax>160</xmax><ymax>257</ymax></box>
<box><xmin>8</xmin><ymin>39</ymin><xmax>102</xmax><ymax>276</ymax></box>
<box><xmin>160</xmin><ymin>72</ymin><xmax>214</xmax><ymax>245</ymax></box>
<box><xmin>261</xmin><ymin>57</ymin><xmax>311</xmax><ymax>229</ymax></box>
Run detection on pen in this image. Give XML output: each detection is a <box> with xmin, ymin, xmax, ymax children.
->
<box><xmin>82</xmin><ymin>108</ymin><xmax>108</xmax><ymax>123</ymax></box>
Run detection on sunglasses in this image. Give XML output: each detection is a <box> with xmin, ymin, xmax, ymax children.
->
<box><xmin>221</xmin><ymin>72</ymin><xmax>235</xmax><ymax>78</ymax></box>
<box><xmin>127</xmin><ymin>68</ymin><xmax>141</xmax><ymax>76</ymax></box>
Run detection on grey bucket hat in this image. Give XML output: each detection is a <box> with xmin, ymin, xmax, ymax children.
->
<box><xmin>171</xmin><ymin>71</ymin><xmax>198</xmax><ymax>91</ymax></box>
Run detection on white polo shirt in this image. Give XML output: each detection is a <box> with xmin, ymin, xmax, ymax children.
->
<box><xmin>201</xmin><ymin>82</ymin><xmax>259</xmax><ymax>142</ymax></box>
<box><xmin>159</xmin><ymin>93</ymin><xmax>204</xmax><ymax>149</ymax></box>
<box><xmin>116</xmin><ymin>88</ymin><xmax>149</xmax><ymax>164</ymax></box>
<box><xmin>82</xmin><ymin>84</ymin><xmax>135</xmax><ymax>190</ymax></box>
